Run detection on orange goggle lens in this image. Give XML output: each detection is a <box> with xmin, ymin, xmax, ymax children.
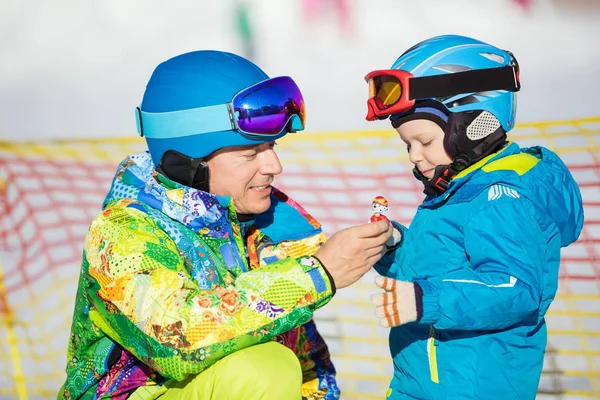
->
<box><xmin>369</xmin><ymin>76</ymin><xmax>403</xmax><ymax>108</ymax></box>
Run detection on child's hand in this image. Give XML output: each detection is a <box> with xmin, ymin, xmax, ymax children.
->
<box><xmin>386</xmin><ymin>225</ymin><xmax>403</xmax><ymax>248</ymax></box>
<box><xmin>372</xmin><ymin>276</ymin><xmax>421</xmax><ymax>328</ymax></box>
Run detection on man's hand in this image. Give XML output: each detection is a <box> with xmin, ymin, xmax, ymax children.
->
<box><xmin>314</xmin><ymin>220</ymin><xmax>392</xmax><ymax>289</ymax></box>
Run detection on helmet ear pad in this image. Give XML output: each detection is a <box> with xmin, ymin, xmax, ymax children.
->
<box><xmin>443</xmin><ymin>110</ymin><xmax>508</xmax><ymax>171</ymax></box>
<box><xmin>156</xmin><ymin>150</ymin><xmax>210</xmax><ymax>192</ymax></box>
<box><xmin>391</xmin><ymin>100</ymin><xmax>508</xmax><ymax>172</ymax></box>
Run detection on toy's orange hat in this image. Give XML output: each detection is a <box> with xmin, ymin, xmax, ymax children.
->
<box><xmin>372</xmin><ymin>196</ymin><xmax>388</xmax><ymax>207</ymax></box>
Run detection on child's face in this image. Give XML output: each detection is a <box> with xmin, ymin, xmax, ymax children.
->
<box><xmin>396</xmin><ymin>119</ymin><xmax>453</xmax><ymax>180</ymax></box>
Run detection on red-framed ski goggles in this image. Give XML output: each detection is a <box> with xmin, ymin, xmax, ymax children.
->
<box><xmin>364</xmin><ymin>65</ymin><xmax>521</xmax><ymax>121</ymax></box>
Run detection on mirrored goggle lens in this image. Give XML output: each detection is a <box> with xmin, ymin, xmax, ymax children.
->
<box><xmin>372</xmin><ymin>75</ymin><xmax>402</xmax><ymax>108</ymax></box>
<box><xmin>232</xmin><ymin>76</ymin><xmax>305</xmax><ymax>136</ymax></box>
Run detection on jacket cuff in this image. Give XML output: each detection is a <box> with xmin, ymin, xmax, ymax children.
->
<box><xmin>311</xmin><ymin>255</ymin><xmax>336</xmax><ymax>297</ymax></box>
<box><xmin>414</xmin><ymin>282</ymin><xmax>424</xmax><ymax>321</ymax></box>
<box><xmin>297</xmin><ymin>256</ymin><xmax>334</xmax><ymax>306</ymax></box>
<box><xmin>414</xmin><ymin>279</ymin><xmax>440</xmax><ymax>324</ymax></box>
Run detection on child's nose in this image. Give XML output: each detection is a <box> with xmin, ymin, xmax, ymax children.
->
<box><xmin>408</xmin><ymin>148</ymin><xmax>423</xmax><ymax>164</ymax></box>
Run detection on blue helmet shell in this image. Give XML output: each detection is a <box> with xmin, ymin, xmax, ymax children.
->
<box><xmin>391</xmin><ymin>35</ymin><xmax>518</xmax><ymax>132</ymax></box>
<box><xmin>140</xmin><ymin>50</ymin><xmax>287</xmax><ymax>165</ymax></box>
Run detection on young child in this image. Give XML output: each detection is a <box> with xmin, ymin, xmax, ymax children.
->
<box><xmin>364</xmin><ymin>35</ymin><xmax>584</xmax><ymax>399</ymax></box>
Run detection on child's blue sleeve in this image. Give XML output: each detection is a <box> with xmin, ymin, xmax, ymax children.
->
<box><xmin>415</xmin><ymin>198</ymin><xmax>553</xmax><ymax>330</ymax></box>
<box><xmin>373</xmin><ymin>221</ymin><xmax>408</xmax><ymax>277</ymax></box>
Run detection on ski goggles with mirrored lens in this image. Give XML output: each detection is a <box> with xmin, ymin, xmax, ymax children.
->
<box><xmin>364</xmin><ymin>65</ymin><xmax>520</xmax><ymax>121</ymax></box>
<box><xmin>136</xmin><ymin>76</ymin><xmax>306</xmax><ymax>139</ymax></box>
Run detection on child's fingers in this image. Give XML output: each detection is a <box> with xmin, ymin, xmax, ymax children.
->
<box><xmin>375</xmin><ymin>276</ymin><xmax>397</xmax><ymax>292</ymax></box>
<box><xmin>374</xmin><ymin>278</ymin><xmax>402</xmax><ymax>327</ymax></box>
<box><xmin>375</xmin><ymin>306</ymin><xmax>401</xmax><ymax>328</ymax></box>
<box><xmin>372</xmin><ymin>290</ymin><xmax>398</xmax><ymax>307</ymax></box>
<box><xmin>371</xmin><ymin>293</ymin><xmax>384</xmax><ymax>307</ymax></box>
<box><xmin>374</xmin><ymin>305</ymin><xmax>388</xmax><ymax>318</ymax></box>
<box><xmin>381</xmin><ymin>293</ymin><xmax>398</xmax><ymax>314</ymax></box>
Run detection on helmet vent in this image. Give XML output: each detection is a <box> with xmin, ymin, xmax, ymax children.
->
<box><xmin>432</xmin><ymin>64</ymin><xmax>471</xmax><ymax>73</ymax></box>
<box><xmin>446</xmin><ymin>94</ymin><xmax>480</xmax><ymax>108</ymax></box>
<box><xmin>479</xmin><ymin>53</ymin><xmax>505</xmax><ymax>64</ymax></box>
<box><xmin>466</xmin><ymin>111</ymin><xmax>501</xmax><ymax>140</ymax></box>
<box><xmin>395</xmin><ymin>55</ymin><xmax>415</xmax><ymax>69</ymax></box>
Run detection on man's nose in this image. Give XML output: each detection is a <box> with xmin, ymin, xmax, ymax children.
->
<box><xmin>260</xmin><ymin>149</ymin><xmax>283</xmax><ymax>176</ymax></box>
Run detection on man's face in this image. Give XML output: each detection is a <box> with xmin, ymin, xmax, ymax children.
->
<box><xmin>207</xmin><ymin>141</ymin><xmax>283</xmax><ymax>215</ymax></box>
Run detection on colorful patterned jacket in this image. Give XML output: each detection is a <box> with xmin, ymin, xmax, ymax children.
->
<box><xmin>59</xmin><ymin>151</ymin><xmax>339</xmax><ymax>399</ymax></box>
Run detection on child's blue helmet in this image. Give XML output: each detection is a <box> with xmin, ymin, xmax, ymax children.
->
<box><xmin>389</xmin><ymin>34</ymin><xmax>519</xmax><ymax>132</ymax></box>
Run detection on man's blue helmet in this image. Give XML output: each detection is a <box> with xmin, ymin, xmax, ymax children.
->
<box><xmin>391</xmin><ymin>34</ymin><xmax>518</xmax><ymax>132</ymax></box>
<box><xmin>140</xmin><ymin>51</ymin><xmax>286</xmax><ymax>166</ymax></box>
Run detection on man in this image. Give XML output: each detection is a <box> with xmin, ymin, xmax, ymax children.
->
<box><xmin>59</xmin><ymin>50</ymin><xmax>392</xmax><ymax>400</ymax></box>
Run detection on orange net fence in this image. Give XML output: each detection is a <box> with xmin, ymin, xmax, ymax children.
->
<box><xmin>1</xmin><ymin>117</ymin><xmax>599</xmax><ymax>399</ymax></box>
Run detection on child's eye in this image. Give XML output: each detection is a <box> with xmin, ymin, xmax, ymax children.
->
<box><xmin>423</xmin><ymin>140</ymin><xmax>434</xmax><ymax>147</ymax></box>
<box><xmin>406</xmin><ymin>144</ymin><xmax>411</xmax><ymax>152</ymax></box>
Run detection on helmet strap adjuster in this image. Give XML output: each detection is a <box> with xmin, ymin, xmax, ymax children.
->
<box><xmin>418</xmin><ymin>165</ymin><xmax>457</xmax><ymax>197</ymax></box>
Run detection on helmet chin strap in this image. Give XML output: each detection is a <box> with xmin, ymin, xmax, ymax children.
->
<box><xmin>414</xmin><ymin>164</ymin><xmax>458</xmax><ymax>197</ymax></box>
<box><xmin>414</xmin><ymin>136</ymin><xmax>506</xmax><ymax>197</ymax></box>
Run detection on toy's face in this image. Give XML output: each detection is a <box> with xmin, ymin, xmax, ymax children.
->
<box><xmin>372</xmin><ymin>203</ymin><xmax>388</xmax><ymax>214</ymax></box>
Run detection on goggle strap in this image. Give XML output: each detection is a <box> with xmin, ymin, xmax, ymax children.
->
<box><xmin>409</xmin><ymin>66</ymin><xmax>520</xmax><ymax>101</ymax></box>
<box><xmin>136</xmin><ymin>104</ymin><xmax>235</xmax><ymax>139</ymax></box>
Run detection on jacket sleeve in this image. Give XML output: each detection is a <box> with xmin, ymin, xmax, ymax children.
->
<box><xmin>373</xmin><ymin>221</ymin><xmax>409</xmax><ymax>277</ymax></box>
<box><xmin>83</xmin><ymin>205</ymin><xmax>334</xmax><ymax>380</ymax></box>
<box><xmin>415</xmin><ymin>196</ymin><xmax>551</xmax><ymax>331</ymax></box>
